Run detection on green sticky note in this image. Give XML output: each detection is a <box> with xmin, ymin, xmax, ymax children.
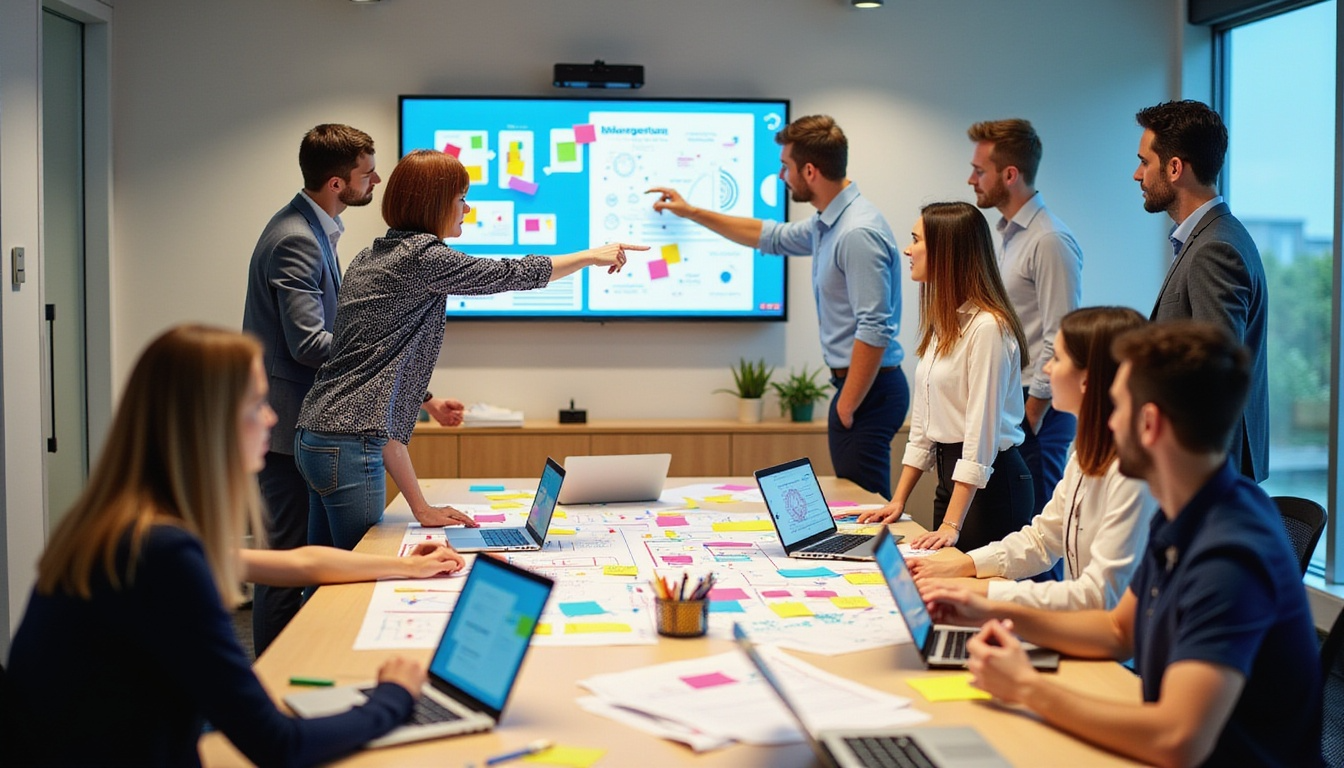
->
<box><xmin>470</xmin><ymin>135</ymin><xmax>483</xmax><ymax>149</ymax></box>
<box><xmin>516</xmin><ymin>615</ymin><xmax>537</xmax><ymax>638</ymax></box>
<box><xmin>557</xmin><ymin>142</ymin><xmax>577</xmax><ymax>162</ymax></box>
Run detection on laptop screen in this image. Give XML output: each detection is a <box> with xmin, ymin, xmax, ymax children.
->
<box><xmin>428</xmin><ymin>555</ymin><xmax>552</xmax><ymax>713</ymax></box>
<box><xmin>523</xmin><ymin>458</ymin><xmax>565</xmax><ymax>543</ymax></box>
<box><xmin>874</xmin><ymin>530</ymin><xmax>933</xmax><ymax>652</ymax></box>
<box><xmin>755</xmin><ymin>458</ymin><xmax>835</xmax><ymax>547</ymax></box>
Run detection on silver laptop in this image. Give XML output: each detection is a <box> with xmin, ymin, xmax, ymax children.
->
<box><xmin>733</xmin><ymin>624</ymin><xmax>1010</xmax><ymax>768</ymax></box>
<box><xmin>286</xmin><ymin>555</ymin><xmax>554</xmax><ymax>748</ymax></box>
<box><xmin>442</xmin><ymin>457</ymin><xmax>565</xmax><ymax>552</ymax></box>
<box><xmin>874</xmin><ymin>529</ymin><xmax>1059</xmax><ymax>671</ymax></box>
<box><xmin>755</xmin><ymin>457</ymin><xmax>894</xmax><ymax>561</ymax></box>
<box><xmin>557</xmin><ymin>453</ymin><xmax>670</xmax><ymax>505</ymax></box>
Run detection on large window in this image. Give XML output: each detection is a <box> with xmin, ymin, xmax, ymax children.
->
<box><xmin>1222</xmin><ymin>0</ymin><xmax>1338</xmax><ymax>576</ymax></box>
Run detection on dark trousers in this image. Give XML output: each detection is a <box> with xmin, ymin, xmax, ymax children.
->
<box><xmin>1019</xmin><ymin>391</ymin><xmax>1076</xmax><ymax>581</ymax></box>
<box><xmin>932</xmin><ymin>443</ymin><xmax>1034</xmax><ymax>552</ymax></box>
<box><xmin>828</xmin><ymin>367</ymin><xmax>909</xmax><ymax>501</ymax></box>
<box><xmin>252</xmin><ymin>451</ymin><xmax>311</xmax><ymax>657</ymax></box>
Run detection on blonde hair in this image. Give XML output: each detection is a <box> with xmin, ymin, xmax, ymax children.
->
<box><xmin>915</xmin><ymin>201</ymin><xmax>1029</xmax><ymax>367</ymax></box>
<box><xmin>36</xmin><ymin>325</ymin><xmax>263</xmax><ymax>606</ymax></box>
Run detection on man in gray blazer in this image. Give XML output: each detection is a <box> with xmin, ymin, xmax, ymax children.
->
<box><xmin>1134</xmin><ymin>100</ymin><xmax>1268</xmax><ymax>483</ymax></box>
<box><xmin>242</xmin><ymin>124</ymin><xmax>380</xmax><ymax>654</ymax></box>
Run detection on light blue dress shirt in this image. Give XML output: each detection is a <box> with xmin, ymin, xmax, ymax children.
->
<box><xmin>757</xmin><ymin>182</ymin><xmax>903</xmax><ymax>369</ymax></box>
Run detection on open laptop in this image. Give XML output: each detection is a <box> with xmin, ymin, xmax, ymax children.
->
<box><xmin>755</xmin><ymin>457</ymin><xmax>894</xmax><ymax>561</ymax></box>
<box><xmin>557</xmin><ymin>453</ymin><xmax>671</xmax><ymax>505</ymax></box>
<box><xmin>441</xmin><ymin>457</ymin><xmax>565</xmax><ymax>552</ymax></box>
<box><xmin>873</xmin><ymin>529</ymin><xmax>1059</xmax><ymax>671</ymax></box>
<box><xmin>733</xmin><ymin>624</ymin><xmax>1010</xmax><ymax>768</ymax></box>
<box><xmin>286</xmin><ymin>554</ymin><xmax>554</xmax><ymax>748</ymax></box>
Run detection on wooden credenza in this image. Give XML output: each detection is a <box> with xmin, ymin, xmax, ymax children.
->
<box><xmin>390</xmin><ymin>419</ymin><xmax>932</xmax><ymax>525</ymax></box>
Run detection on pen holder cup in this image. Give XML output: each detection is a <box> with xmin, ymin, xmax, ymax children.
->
<box><xmin>655</xmin><ymin>598</ymin><xmax>709</xmax><ymax>638</ymax></box>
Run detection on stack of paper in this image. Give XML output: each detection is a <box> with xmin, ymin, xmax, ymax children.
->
<box><xmin>461</xmin><ymin>402</ymin><xmax>524</xmax><ymax>428</ymax></box>
<box><xmin>576</xmin><ymin>647</ymin><xmax>927</xmax><ymax>753</ymax></box>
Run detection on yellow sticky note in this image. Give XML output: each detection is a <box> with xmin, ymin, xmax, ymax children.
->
<box><xmin>550</xmin><ymin>528</ymin><xmax>576</xmax><ymax>536</ymax></box>
<box><xmin>665</xmin><ymin>531</ymin><xmax>678</xmax><ymax>538</ymax></box>
<box><xmin>906</xmin><ymin>673</ymin><xmax>991</xmax><ymax>702</ymax></box>
<box><xmin>565</xmin><ymin>622</ymin><xmax>632</xmax><ymax>634</ymax></box>
<box><xmin>682</xmin><ymin>498</ymin><xmax>699</xmax><ymax>509</ymax></box>
<box><xmin>769</xmin><ymin>601</ymin><xmax>814</xmax><ymax>618</ymax></box>
<box><xmin>844</xmin><ymin>572</ymin><xmax>885</xmax><ymax>585</ymax></box>
<box><xmin>830</xmin><ymin>596</ymin><xmax>872</xmax><ymax>609</ymax></box>
<box><xmin>464</xmin><ymin>208</ymin><xmax>478</xmax><ymax>224</ymax></box>
<box><xmin>466</xmin><ymin>165</ymin><xmax>483</xmax><ymax>181</ymax></box>
<box><xmin>603</xmin><ymin>565</ymin><xmax>638</xmax><ymax>577</ymax></box>
<box><xmin>523</xmin><ymin>745</ymin><xmax>607</xmax><ymax>768</ymax></box>
<box><xmin>507</xmin><ymin>160</ymin><xmax>525</xmax><ymax>177</ymax></box>
<box><xmin>712</xmin><ymin>520</ymin><xmax>773</xmax><ymax>532</ymax></box>
<box><xmin>491</xmin><ymin>502</ymin><xmax>522</xmax><ymax>510</ymax></box>
<box><xmin>534</xmin><ymin>623</ymin><xmax>552</xmax><ymax>635</ymax></box>
<box><xmin>553</xmin><ymin>510</ymin><xmax>568</xmax><ymax>519</ymax></box>
<box><xmin>703</xmin><ymin>494</ymin><xmax>735</xmax><ymax>504</ymax></box>
<box><xmin>661</xmin><ymin>243</ymin><xmax>682</xmax><ymax>264</ymax></box>
<box><xmin>838</xmin><ymin>524</ymin><xmax>884</xmax><ymax>535</ymax></box>
<box><xmin>485</xmin><ymin>493</ymin><xmax>532</xmax><ymax>501</ymax></box>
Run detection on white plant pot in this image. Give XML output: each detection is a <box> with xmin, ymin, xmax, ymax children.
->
<box><xmin>737</xmin><ymin>397</ymin><xmax>764</xmax><ymax>424</ymax></box>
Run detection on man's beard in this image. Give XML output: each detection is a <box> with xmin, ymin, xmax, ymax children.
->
<box><xmin>340</xmin><ymin>186</ymin><xmax>374</xmax><ymax>207</ymax></box>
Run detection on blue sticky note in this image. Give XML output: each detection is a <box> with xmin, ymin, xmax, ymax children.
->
<box><xmin>778</xmin><ymin>566</ymin><xmax>840</xmax><ymax>578</ymax></box>
<box><xmin>709</xmin><ymin>600</ymin><xmax>746</xmax><ymax>613</ymax></box>
<box><xmin>559</xmin><ymin>600</ymin><xmax>606</xmax><ymax>617</ymax></box>
<box><xmin>469</xmin><ymin>484</ymin><xmax>506</xmax><ymax>492</ymax></box>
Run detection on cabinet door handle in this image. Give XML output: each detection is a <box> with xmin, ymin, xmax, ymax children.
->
<box><xmin>46</xmin><ymin>303</ymin><xmax>57</xmax><ymax>453</ymax></box>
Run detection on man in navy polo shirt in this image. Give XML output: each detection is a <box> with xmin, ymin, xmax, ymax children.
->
<box><xmin>923</xmin><ymin>320</ymin><xmax>1321</xmax><ymax>767</ymax></box>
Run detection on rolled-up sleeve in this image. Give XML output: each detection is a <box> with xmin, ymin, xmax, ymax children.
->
<box><xmin>837</xmin><ymin>228</ymin><xmax>897</xmax><ymax>350</ymax></box>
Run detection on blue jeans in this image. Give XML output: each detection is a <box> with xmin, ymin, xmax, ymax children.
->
<box><xmin>1018</xmin><ymin>388</ymin><xmax>1077</xmax><ymax>517</ymax></box>
<box><xmin>828</xmin><ymin>367</ymin><xmax>910</xmax><ymax>500</ymax></box>
<box><xmin>294</xmin><ymin>428</ymin><xmax>388</xmax><ymax>551</ymax></box>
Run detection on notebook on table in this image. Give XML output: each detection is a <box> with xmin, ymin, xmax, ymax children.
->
<box><xmin>873</xmin><ymin>529</ymin><xmax>1060</xmax><ymax>671</ymax></box>
<box><xmin>733</xmin><ymin>623</ymin><xmax>1011</xmax><ymax>768</ymax></box>
<box><xmin>285</xmin><ymin>554</ymin><xmax>554</xmax><ymax>748</ymax></box>
<box><xmin>441</xmin><ymin>457</ymin><xmax>565</xmax><ymax>552</ymax></box>
<box><xmin>755</xmin><ymin>457</ymin><xmax>897</xmax><ymax>561</ymax></box>
<box><xmin>557</xmin><ymin>453</ymin><xmax>671</xmax><ymax>505</ymax></box>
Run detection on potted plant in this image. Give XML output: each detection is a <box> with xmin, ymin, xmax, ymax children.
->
<box><xmin>715</xmin><ymin>357</ymin><xmax>774</xmax><ymax>423</ymax></box>
<box><xmin>770</xmin><ymin>365</ymin><xmax>832</xmax><ymax>422</ymax></box>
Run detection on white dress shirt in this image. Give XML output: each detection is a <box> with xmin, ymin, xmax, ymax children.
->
<box><xmin>903</xmin><ymin>303</ymin><xmax>1025</xmax><ymax>488</ymax></box>
<box><xmin>970</xmin><ymin>455</ymin><xmax>1156</xmax><ymax>610</ymax></box>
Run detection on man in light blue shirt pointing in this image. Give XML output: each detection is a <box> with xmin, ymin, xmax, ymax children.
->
<box><xmin>649</xmin><ymin>115</ymin><xmax>907</xmax><ymax>498</ymax></box>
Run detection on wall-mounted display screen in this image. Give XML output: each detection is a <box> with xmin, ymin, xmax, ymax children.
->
<box><xmin>400</xmin><ymin>96</ymin><xmax>790</xmax><ymax>320</ymax></box>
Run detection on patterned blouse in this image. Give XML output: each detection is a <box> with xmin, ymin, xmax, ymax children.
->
<box><xmin>297</xmin><ymin>230</ymin><xmax>551</xmax><ymax>444</ymax></box>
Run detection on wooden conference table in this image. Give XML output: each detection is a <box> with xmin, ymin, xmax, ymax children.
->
<box><xmin>200</xmin><ymin>477</ymin><xmax>1142</xmax><ymax>767</ymax></box>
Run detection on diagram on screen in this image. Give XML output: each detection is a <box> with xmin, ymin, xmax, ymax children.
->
<box><xmin>435</xmin><ymin>129</ymin><xmax>492</xmax><ymax>185</ymax></box>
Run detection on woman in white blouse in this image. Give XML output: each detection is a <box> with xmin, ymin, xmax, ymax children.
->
<box><xmin>907</xmin><ymin>306</ymin><xmax>1157</xmax><ymax>609</ymax></box>
<box><xmin>858</xmin><ymin>202</ymin><xmax>1031</xmax><ymax>551</ymax></box>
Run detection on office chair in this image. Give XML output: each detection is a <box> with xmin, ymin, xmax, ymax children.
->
<box><xmin>1273</xmin><ymin>496</ymin><xmax>1328</xmax><ymax>576</ymax></box>
<box><xmin>1321</xmin><ymin>607</ymin><xmax>1344</xmax><ymax>764</ymax></box>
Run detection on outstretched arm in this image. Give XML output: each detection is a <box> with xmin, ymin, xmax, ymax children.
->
<box><xmin>647</xmin><ymin>187</ymin><xmax>765</xmax><ymax>247</ymax></box>
<box><xmin>240</xmin><ymin>542</ymin><xmax>465</xmax><ymax>586</ymax></box>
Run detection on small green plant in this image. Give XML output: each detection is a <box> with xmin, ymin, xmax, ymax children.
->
<box><xmin>769</xmin><ymin>365</ymin><xmax>832</xmax><ymax>414</ymax></box>
<box><xmin>714</xmin><ymin>357</ymin><xmax>774</xmax><ymax>399</ymax></box>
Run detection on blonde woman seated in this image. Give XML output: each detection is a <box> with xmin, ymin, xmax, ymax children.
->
<box><xmin>909</xmin><ymin>307</ymin><xmax>1157</xmax><ymax>609</ymax></box>
<box><xmin>5</xmin><ymin>326</ymin><xmax>464</xmax><ymax>767</ymax></box>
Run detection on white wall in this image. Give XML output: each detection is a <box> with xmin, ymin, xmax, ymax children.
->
<box><xmin>109</xmin><ymin>0</ymin><xmax>1177</xmax><ymax>421</ymax></box>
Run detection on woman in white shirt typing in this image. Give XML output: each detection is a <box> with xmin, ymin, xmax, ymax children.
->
<box><xmin>858</xmin><ymin>201</ymin><xmax>1031</xmax><ymax>551</ymax></box>
<box><xmin>909</xmin><ymin>306</ymin><xmax>1157</xmax><ymax>609</ymax></box>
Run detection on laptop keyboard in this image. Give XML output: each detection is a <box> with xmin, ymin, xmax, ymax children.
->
<box><xmin>408</xmin><ymin>694</ymin><xmax>465</xmax><ymax>726</ymax></box>
<box><xmin>480</xmin><ymin>528</ymin><xmax>530</xmax><ymax>548</ymax></box>
<box><xmin>842</xmin><ymin>735</ymin><xmax>937</xmax><ymax>768</ymax></box>
<box><xmin>941</xmin><ymin>628</ymin><xmax>976</xmax><ymax>661</ymax></box>
<box><xmin>803</xmin><ymin>533</ymin><xmax>871</xmax><ymax>554</ymax></box>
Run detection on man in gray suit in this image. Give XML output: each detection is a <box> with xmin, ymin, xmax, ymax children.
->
<box><xmin>1134</xmin><ymin>100</ymin><xmax>1268</xmax><ymax>482</ymax></box>
<box><xmin>242</xmin><ymin>124</ymin><xmax>382</xmax><ymax>655</ymax></box>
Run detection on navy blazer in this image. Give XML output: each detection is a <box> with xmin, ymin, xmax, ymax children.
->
<box><xmin>1150</xmin><ymin>203</ymin><xmax>1269</xmax><ymax>482</ymax></box>
<box><xmin>242</xmin><ymin>193</ymin><xmax>341</xmax><ymax>455</ymax></box>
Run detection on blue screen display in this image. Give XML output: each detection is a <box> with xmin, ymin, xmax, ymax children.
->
<box><xmin>524</xmin><ymin>461</ymin><xmax>564</xmax><ymax>541</ymax></box>
<box><xmin>429</xmin><ymin>557</ymin><xmax>550</xmax><ymax>711</ymax></box>
<box><xmin>400</xmin><ymin>96</ymin><xmax>789</xmax><ymax>320</ymax></box>
<box><xmin>756</xmin><ymin>461</ymin><xmax>835</xmax><ymax>547</ymax></box>
<box><xmin>874</xmin><ymin>531</ymin><xmax>931</xmax><ymax>650</ymax></box>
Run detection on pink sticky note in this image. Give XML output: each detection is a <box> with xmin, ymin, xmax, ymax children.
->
<box><xmin>507</xmin><ymin>176</ymin><xmax>539</xmax><ymax>195</ymax></box>
<box><xmin>661</xmin><ymin>555</ymin><xmax>694</xmax><ymax>565</ymax></box>
<box><xmin>474</xmin><ymin>513</ymin><xmax>507</xmax><ymax>523</ymax></box>
<box><xmin>441</xmin><ymin>143</ymin><xmax>461</xmax><ymax>158</ymax></box>
<box><xmin>708</xmin><ymin>587</ymin><xmax>751</xmax><ymax>601</ymax></box>
<box><xmin>705</xmin><ymin>541</ymin><xmax>754</xmax><ymax>548</ymax></box>
<box><xmin>805</xmin><ymin>589</ymin><xmax>838</xmax><ymax>598</ymax></box>
<box><xmin>647</xmin><ymin>260</ymin><xmax>670</xmax><ymax>280</ymax></box>
<box><xmin>656</xmin><ymin>515</ymin><xmax>689</xmax><ymax>527</ymax></box>
<box><xmin>716</xmin><ymin>484</ymin><xmax>753</xmax><ymax>492</ymax></box>
<box><xmin>829</xmin><ymin>500</ymin><xmax>858</xmax><ymax>507</ymax></box>
<box><xmin>680</xmin><ymin>672</ymin><xmax>736</xmax><ymax>690</ymax></box>
<box><xmin>574</xmin><ymin>124</ymin><xmax>597</xmax><ymax>144</ymax></box>
<box><xmin>762</xmin><ymin>589</ymin><xmax>791</xmax><ymax>598</ymax></box>
<box><xmin>524</xmin><ymin>218</ymin><xmax>541</xmax><ymax>232</ymax></box>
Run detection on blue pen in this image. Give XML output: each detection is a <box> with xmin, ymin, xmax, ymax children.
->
<box><xmin>484</xmin><ymin>739</ymin><xmax>552</xmax><ymax>766</ymax></box>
